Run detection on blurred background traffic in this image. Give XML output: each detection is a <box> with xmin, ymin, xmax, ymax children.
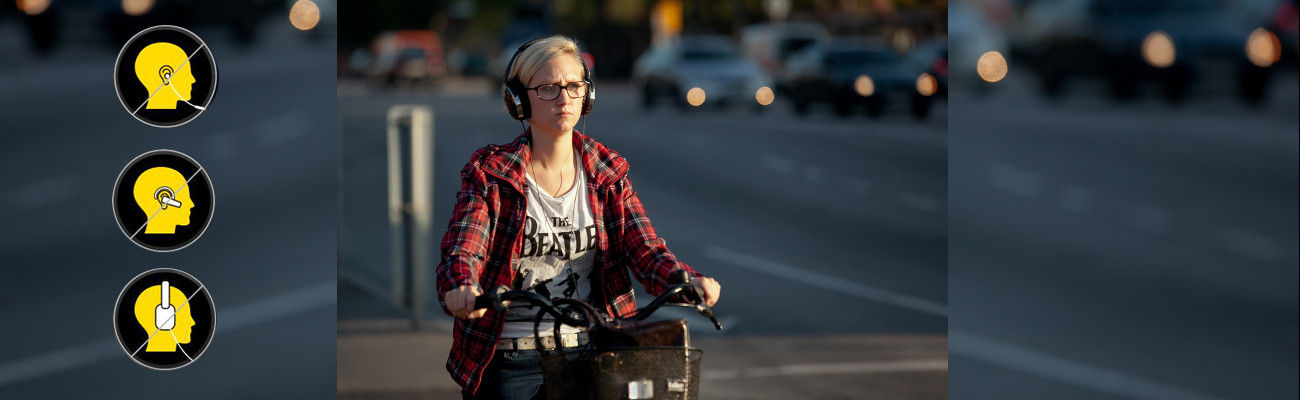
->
<box><xmin>336</xmin><ymin>1</ymin><xmax>949</xmax><ymax>399</ymax></box>
<box><xmin>947</xmin><ymin>0</ymin><xmax>1297</xmax><ymax>399</ymax></box>
<box><xmin>1</xmin><ymin>1</ymin><xmax>337</xmax><ymax>398</ymax></box>
<box><xmin>336</xmin><ymin>0</ymin><xmax>948</xmax><ymax>119</ymax></box>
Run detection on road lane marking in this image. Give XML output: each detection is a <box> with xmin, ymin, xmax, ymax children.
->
<box><xmin>0</xmin><ymin>281</ymin><xmax>334</xmax><ymax>388</ymax></box>
<box><xmin>704</xmin><ymin>246</ymin><xmax>1222</xmax><ymax>399</ymax></box>
<box><xmin>803</xmin><ymin>165</ymin><xmax>825</xmax><ymax>183</ymax></box>
<box><xmin>990</xmin><ymin>163</ymin><xmax>1044</xmax><ymax>200</ymax></box>
<box><xmin>703</xmin><ymin>359</ymin><xmax>947</xmax><ymax>380</ymax></box>
<box><xmin>846</xmin><ymin>178</ymin><xmax>872</xmax><ymax>195</ymax></box>
<box><xmin>898</xmin><ymin>192</ymin><xmax>941</xmax><ymax>213</ymax></box>
<box><xmin>950</xmin><ymin>331</ymin><xmax>1226</xmax><ymax>400</ymax></box>
<box><xmin>761</xmin><ymin>153</ymin><xmax>796</xmax><ymax>175</ymax></box>
<box><xmin>1219</xmin><ymin>228</ymin><xmax>1283</xmax><ymax>262</ymax></box>
<box><xmin>10</xmin><ymin>176</ymin><xmax>78</xmax><ymax>210</ymax></box>
<box><xmin>703</xmin><ymin>246</ymin><xmax>948</xmax><ymax>317</ymax></box>
<box><xmin>1056</xmin><ymin>183</ymin><xmax>1092</xmax><ymax>214</ymax></box>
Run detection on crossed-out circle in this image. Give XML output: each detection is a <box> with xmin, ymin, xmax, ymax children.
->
<box><xmin>114</xmin><ymin>25</ymin><xmax>218</xmax><ymax>128</ymax></box>
<box><xmin>112</xmin><ymin>149</ymin><xmax>214</xmax><ymax>252</ymax></box>
<box><xmin>113</xmin><ymin>268</ymin><xmax>216</xmax><ymax>370</ymax></box>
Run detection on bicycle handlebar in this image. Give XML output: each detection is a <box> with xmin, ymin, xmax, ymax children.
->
<box><xmin>469</xmin><ymin>270</ymin><xmax>723</xmax><ymax>330</ymax></box>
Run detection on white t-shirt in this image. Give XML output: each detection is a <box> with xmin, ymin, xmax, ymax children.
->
<box><xmin>500</xmin><ymin>153</ymin><xmax>598</xmax><ymax>338</ymax></box>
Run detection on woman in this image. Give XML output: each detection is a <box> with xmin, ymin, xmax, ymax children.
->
<box><xmin>436</xmin><ymin>35</ymin><xmax>722</xmax><ymax>400</ymax></box>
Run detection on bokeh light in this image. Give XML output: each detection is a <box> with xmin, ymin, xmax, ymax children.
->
<box><xmin>755</xmin><ymin>86</ymin><xmax>774</xmax><ymax>106</ymax></box>
<box><xmin>290</xmin><ymin>0</ymin><xmax>322</xmax><ymax>31</ymax></box>
<box><xmin>686</xmin><ymin>87</ymin><xmax>706</xmax><ymax>107</ymax></box>
<box><xmin>916</xmin><ymin>73</ymin><xmax>937</xmax><ymax>97</ymax></box>
<box><xmin>1142</xmin><ymin>31</ymin><xmax>1176</xmax><ymax>68</ymax></box>
<box><xmin>854</xmin><ymin>75</ymin><xmax>875</xmax><ymax>97</ymax></box>
<box><xmin>122</xmin><ymin>0</ymin><xmax>154</xmax><ymax>16</ymax></box>
<box><xmin>977</xmin><ymin>51</ymin><xmax>1008</xmax><ymax>83</ymax></box>
<box><xmin>1245</xmin><ymin>27</ymin><xmax>1281</xmax><ymax>68</ymax></box>
<box><xmin>16</xmin><ymin>0</ymin><xmax>50</xmax><ymax>16</ymax></box>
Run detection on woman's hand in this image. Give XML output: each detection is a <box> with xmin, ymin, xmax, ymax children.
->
<box><xmin>693</xmin><ymin>277</ymin><xmax>721</xmax><ymax>307</ymax></box>
<box><xmin>446</xmin><ymin>285</ymin><xmax>488</xmax><ymax>319</ymax></box>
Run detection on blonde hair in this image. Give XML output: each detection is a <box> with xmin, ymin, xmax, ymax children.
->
<box><xmin>507</xmin><ymin>35</ymin><xmax>584</xmax><ymax>87</ymax></box>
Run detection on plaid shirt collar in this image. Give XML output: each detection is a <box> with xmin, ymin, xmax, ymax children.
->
<box><xmin>478</xmin><ymin>128</ymin><xmax>629</xmax><ymax>193</ymax></box>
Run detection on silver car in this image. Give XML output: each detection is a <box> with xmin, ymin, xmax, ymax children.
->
<box><xmin>633</xmin><ymin>35</ymin><xmax>774</xmax><ymax>110</ymax></box>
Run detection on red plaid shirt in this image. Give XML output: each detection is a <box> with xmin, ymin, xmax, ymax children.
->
<box><xmin>436</xmin><ymin>129</ymin><xmax>701</xmax><ymax>394</ymax></box>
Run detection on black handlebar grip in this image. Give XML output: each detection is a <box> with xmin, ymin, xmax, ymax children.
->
<box><xmin>472</xmin><ymin>286</ymin><xmax>510</xmax><ymax>311</ymax></box>
<box><xmin>669</xmin><ymin>269</ymin><xmax>692</xmax><ymax>285</ymax></box>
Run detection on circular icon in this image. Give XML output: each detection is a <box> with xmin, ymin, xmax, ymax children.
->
<box><xmin>113</xmin><ymin>149</ymin><xmax>214</xmax><ymax>252</ymax></box>
<box><xmin>114</xmin><ymin>25</ymin><xmax>218</xmax><ymax>128</ymax></box>
<box><xmin>114</xmin><ymin>268</ymin><xmax>215</xmax><ymax>370</ymax></box>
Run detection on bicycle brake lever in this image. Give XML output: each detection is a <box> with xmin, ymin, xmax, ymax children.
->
<box><xmin>695</xmin><ymin>304</ymin><xmax>723</xmax><ymax>330</ymax></box>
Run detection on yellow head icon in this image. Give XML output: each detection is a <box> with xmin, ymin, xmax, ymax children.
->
<box><xmin>133</xmin><ymin>283</ymin><xmax>196</xmax><ymax>352</ymax></box>
<box><xmin>133</xmin><ymin>167</ymin><xmax>193</xmax><ymax>234</ymax></box>
<box><xmin>134</xmin><ymin>42</ymin><xmax>195</xmax><ymax>109</ymax></box>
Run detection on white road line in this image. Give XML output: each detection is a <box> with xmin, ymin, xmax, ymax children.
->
<box><xmin>846</xmin><ymin>178</ymin><xmax>872</xmax><ymax>196</ymax></box>
<box><xmin>1056</xmin><ymin>183</ymin><xmax>1092</xmax><ymax>214</ymax></box>
<box><xmin>703</xmin><ymin>246</ymin><xmax>948</xmax><ymax>317</ymax></box>
<box><xmin>898</xmin><ymin>192</ymin><xmax>941</xmax><ymax>213</ymax></box>
<box><xmin>949</xmin><ymin>331</ymin><xmax>1226</xmax><ymax>400</ymax></box>
<box><xmin>1219</xmin><ymin>228</ymin><xmax>1283</xmax><ymax>262</ymax></box>
<box><xmin>0</xmin><ymin>281</ymin><xmax>334</xmax><ymax>388</ymax></box>
<box><xmin>761</xmin><ymin>153</ymin><xmax>796</xmax><ymax>175</ymax></box>
<box><xmin>1130</xmin><ymin>204</ymin><xmax>1172</xmax><ymax>234</ymax></box>
<box><xmin>703</xmin><ymin>247</ymin><xmax>1221</xmax><ymax>399</ymax></box>
<box><xmin>703</xmin><ymin>359</ymin><xmax>947</xmax><ymax>380</ymax></box>
<box><xmin>10</xmin><ymin>176</ymin><xmax>78</xmax><ymax>210</ymax></box>
<box><xmin>990</xmin><ymin>163</ymin><xmax>1044</xmax><ymax>200</ymax></box>
<box><xmin>803</xmin><ymin>165</ymin><xmax>825</xmax><ymax>183</ymax></box>
<box><xmin>255</xmin><ymin>111</ymin><xmax>311</xmax><ymax>147</ymax></box>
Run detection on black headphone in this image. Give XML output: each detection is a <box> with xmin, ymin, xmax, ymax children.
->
<box><xmin>502</xmin><ymin>37</ymin><xmax>595</xmax><ymax>121</ymax></box>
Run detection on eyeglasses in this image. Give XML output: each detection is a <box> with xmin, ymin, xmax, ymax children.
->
<box><xmin>526</xmin><ymin>81</ymin><xmax>589</xmax><ymax>101</ymax></box>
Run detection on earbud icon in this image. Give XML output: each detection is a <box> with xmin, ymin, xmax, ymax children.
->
<box><xmin>154</xmin><ymin>187</ymin><xmax>183</xmax><ymax>210</ymax></box>
<box><xmin>155</xmin><ymin>281</ymin><xmax>176</xmax><ymax>331</ymax></box>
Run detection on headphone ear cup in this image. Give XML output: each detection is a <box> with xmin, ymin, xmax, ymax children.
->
<box><xmin>502</xmin><ymin>85</ymin><xmax>521</xmax><ymax>120</ymax></box>
<box><xmin>503</xmin><ymin>82</ymin><xmax>530</xmax><ymax>121</ymax></box>
<box><xmin>582</xmin><ymin>84</ymin><xmax>595</xmax><ymax>115</ymax></box>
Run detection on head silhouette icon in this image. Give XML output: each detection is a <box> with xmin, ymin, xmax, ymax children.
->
<box><xmin>134</xmin><ymin>42</ymin><xmax>195</xmax><ymax>110</ymax></box>
<box><xmin>133</xmin><ymin>167</ymin><xmax>193</xmax><ymax>234</ymax></box>
<box><xmin>133</xmin><ymin>283</ymin><xmax>196</xmax><ymax>352</ymax></box>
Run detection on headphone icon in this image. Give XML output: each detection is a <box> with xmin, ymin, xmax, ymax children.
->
<box><xmin>154</xmin><ymin>186</ymin><xmax>183</xmax><ymax>209</ymax></box>
<box><xmin>155</xmin><ymin>281</ymin><xmax>176</xmax><ymax>331</ymax></box>
<box><xmin>501</xmin><ymin>37</ymin><xmax>596</xmax><ymax>121</ymax></box>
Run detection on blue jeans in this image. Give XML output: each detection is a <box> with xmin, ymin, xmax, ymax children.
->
<box><xmin>463</xmin><ymin>350</ymin><xmax>545</xmax><ymax>400</ymax></box>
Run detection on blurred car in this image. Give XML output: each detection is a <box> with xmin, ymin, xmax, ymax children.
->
<box><xmin>10</xmin><ymin>0</ymin><xmax>278</xmax><ymax>53</ymax></box>
<box><xmin>782</xmin><ymin>40</ymin><xmax>936</xmax><ymax>119</ymax></box>
<box><xmin>366</xmin><ymin>30</ymin><xmax>447</xmax><ymax>86</ymax></box>
<box><xmin>740</xmin><ymin>22</ymin><xmax>831</xmax><ymax>93</ymax></box>
<box><xmin>633</xmin><ymin>35</ymin><xmax>773</xmax><ymax>110</ymax></box>
<box><xmin>1024</xmin><ymin>0</ymin><xmax>1282</xmax><ymax>104</ymax></box>
<box><xmin>949</xmin><ymin>0</ymin><xmax>1009</xmax><ymax>89</ymax></box>
<box><xmin>907</xmin><ymin>38</ymin><xmax>949</xmax><ymax>98</ymax></box>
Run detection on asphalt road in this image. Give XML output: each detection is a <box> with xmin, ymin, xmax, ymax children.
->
<box><xmin>0</xmin><ymin>20</ymin><xmax>338</xmax><ymax>398</ymax></box>
<box><xmin>337</xmin><ymin>78</ymin><xmax>950</xmax><ymax>336</ymax></box>
<box><xmin>948</xmin><ymin>72</ymin><xmax>1299</xmax><ymax>399</ymax></box>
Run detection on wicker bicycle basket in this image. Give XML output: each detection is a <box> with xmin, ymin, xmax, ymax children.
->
<box><xmin>541</xmin><ymin>346</ymin><xmax>703</xmax><ymax>400</ymax></box>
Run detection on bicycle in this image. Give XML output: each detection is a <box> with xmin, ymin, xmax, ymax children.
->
<box><xmin>473</xmin><ymin>270</ymin><xmax>723</xmax><ymax>400</ymax></box>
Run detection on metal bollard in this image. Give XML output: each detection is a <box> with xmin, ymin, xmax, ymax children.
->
<box><xmin>386</xmin><ymin>105</ymin><xmax>434</xmax><ymax>329</ymax></box>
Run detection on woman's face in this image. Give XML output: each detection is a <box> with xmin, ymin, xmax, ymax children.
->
<box><xmin>525</xmin><ymin>55</ymin><xmax>585</xmax><ymax>137</ymax></box>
